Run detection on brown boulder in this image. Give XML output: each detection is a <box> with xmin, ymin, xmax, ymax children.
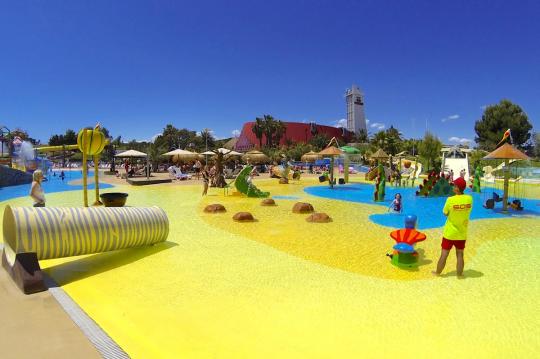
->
<box><xmin>292</xmin><ymin>202</ymin><xmax>314</xmax><ymax>214</ymax></box>
<box><xmin>279</xmin><ymin>177</ymin><xmax>289</xmax><ymax>184</ymax></box>
<box><xmin>306</xmin><ymin>212</ymin><xmax>332</xmax><ymax>223</ymax></box>
<box><xmin>261</xmin><ymin>198</ymin><xmax>276</xmax><ymax>206</ymax></box>
<box><xmin>233</xmin><ymin>212</ymin><xmax>255</xmax><ymax>222</ymax></box>
<box><xmin>204</xmin><ymin>204</ymin><xmax>226</xmax><ymax>213</ymax></box>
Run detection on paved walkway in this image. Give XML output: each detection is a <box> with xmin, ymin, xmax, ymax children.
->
<box><xmin>0</xmin><ymin>269</ymin><xmax>101</xmax><ymax>359</ymax></box>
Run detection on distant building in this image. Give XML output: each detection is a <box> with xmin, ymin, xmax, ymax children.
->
<box><xmin>345</xmin><ymin>85</ymin><xmax>367</xmax><ymax>134</ymax></box>
<box><xmin>235</xmin><ymin>121</ymin><xmax>353</xmax><ymax>152</ymax></box>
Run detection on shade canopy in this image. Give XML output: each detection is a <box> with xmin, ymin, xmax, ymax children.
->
<box><xmin>115</xmin><ymin>149</ymin><xmax>147</xmax><ymax>157</ymax></box>
<box><xmin>162</xmin><ymin>149</ymin><xmax>198</xmax><ymax>157</ymax></box>
<box><xmin>318</xmin><ymin>146</ymin><xmax>343</xmax><ymax>156</ymax></box>
<box><xmin>242</xmin><ymin>150</ymin><xmax>270</xmax><ymax>164</ymax></box>
<box><xmin>340</xmin><ymin>146</ymin><xmax>361</xmax><ymax>154</ymax></box>
<box><xmin>201</xmin><ymin>150</ymin><xmax>215</xmax><ymax>155</ymax></box>
<box><xmin>483</xmin><ymin>143</ymin><xmax>529</xmax><ymax>160</ymax></box>
<box><xmin>301</xmin><ymin>150</ymin><xmax>322</xmax><ymax>162</ymax></box>
<box><xmin>371</xmin><ymin>148</ymin><xmax>389</xmax><ymax>160</ymax></box>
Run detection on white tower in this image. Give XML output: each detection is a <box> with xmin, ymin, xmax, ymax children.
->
<box><xmin>345</xmin><ymin>85</ymin><xmax>367</xmax><ymax>134</ymax></box>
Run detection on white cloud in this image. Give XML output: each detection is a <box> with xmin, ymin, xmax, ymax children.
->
<box><xmin>366</xmin><ymin>119</ymin><xmax>370</xmax><ymax>125</ymax></box>
<box><xmin>449</xmin><ymin>136</ymin><xmax>471</xmax><ymax>144</ymax></box>
<box><xmin>151</xmin><ymin>133</ymin><xmax>161</xmax><ymax>142</ymax></box>
<box><xmin>370</xmin><ymin>122</ymin><xmax>385</xmax><ymax>130</ymax></box>
<box><xmin>441</xmin><ymin>114</ymin><xmax>460</xmax><ymax>122</ymax></box>
<box><xmin>232</xmin><ymin>129</ymin><xmax>240</xmax><ymax>137</ymax></box>
<box><xmin>480</xmin><ymin>105</ymin><xmax>487</xmax><ymax>110</ymax></box>
<box><xmin>333</xmin><ymin>118</ymin><xmax>347</xmax><ymax>128</ymax></box>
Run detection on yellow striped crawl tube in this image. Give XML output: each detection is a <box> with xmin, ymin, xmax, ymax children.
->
<box><xmin>2</xmin><ymin>205</ymin><xmax>169</xmax><ymax>265</ymax></box>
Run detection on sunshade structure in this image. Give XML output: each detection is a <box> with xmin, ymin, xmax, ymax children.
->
<box><xmin>371</xmin><ymin>148</ymin><xmax>389</xmax><ymax>161</ymax></box>
<box><xmin>225</xmin><ymin>150</ymin><xmax>242</xmax><ymax>157</ymax></box>
<box><xmin>318</xmin><ymin>145</ymin><xmax>344</xmax><ymax>189</ymax></box>
<box><xmin>115</xmin><ymin>150</ymin><xmax>150</xmax><ymax>179</ymax></box>
<box><xmin>242</xmin><ymin>150</ymin><xmax>270</xmax><ymax>164</ymax></box>
<box><xmin>162</xmin><ymin>149</ymin><xmax>199</xmax><ymax>163</ymax></box>
<box><xmin>483</xmin><ymin>143</ymin><xmax>529</xmax><ymax>212</ymax></box>
<box><xmin>115</xmin><ymin>149</ymin><xmax>147</xmax><ymax>157</ymax></box>
<box><xmin>301</xmin><ymin>150</ymin><xmax>321</xmax><ymax>163</ymax></box>
<box><xmin>483</xmin><ymin>143</ymin><xmax>529</xmax><ymax>160</ymax></box>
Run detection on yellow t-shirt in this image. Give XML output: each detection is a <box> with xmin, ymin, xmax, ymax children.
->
<box><xmin>442</xmin><ymin>194</ymin><xmax>473</xmax><ymax>240</ymax></box>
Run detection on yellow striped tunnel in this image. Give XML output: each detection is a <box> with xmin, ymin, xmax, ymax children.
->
<box><xmin>2</xmin><ymin>205</ymin><xmax>169</xmax><ymax>265</ymax></box>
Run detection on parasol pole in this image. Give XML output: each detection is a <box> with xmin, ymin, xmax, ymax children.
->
<box><xmin>502</xmin><ymin>159</ymin><xmax>509</xmax><ymax>212</ymax></box>
<box><xmin>344</xmin><ymin>153</ymin><xmax>350</xmax><ymax>183</ymax></box>
<box><xmin>330</xmin><ymin>156</ymin><xmax>334</xmax><ymax>189</ymax></box>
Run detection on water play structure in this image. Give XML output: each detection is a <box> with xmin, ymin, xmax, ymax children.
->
<box><xmin>386</xmin><ymin>215</ymin><xmax>426</xmax><ymax>268</ymax></box>
<box><xmin>234</xmin><ymin>165</ymin><xmax>270</xmax><ymax>198</ymax></box>
<box><xmin>2</xmin><ymin>205</ymin><xmax>169</xmax><ymax>294</ymax></box>
<box><xmin>482</xmin><ymin>139</ymin><xmax>529</xmax><ymax>212</ymax></box>
<box><xmin>416</xmin><ymin>171</ymin><xmax>453</xmax><ymax>197</ymax></box>
<box><xmin>470</xmin><ymin>166</ymin><xmax>483</xmax><ymax>193</ymax></box>
<box><xmin>441</xmin><ymin>145</ymin><xmax>471</xmax><ymax>181</ymax></box>
<box><xmin>373</xmin><ymin>162</ymin><xmax>386</xmax><ymax>202</ymax></box>
<box><xmin>318</xmin><ymin>138</ymin><xmax>344</xmax><ymax>189</ymax></box>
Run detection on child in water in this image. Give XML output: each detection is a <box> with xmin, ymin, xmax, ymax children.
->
<box><xmin>389</xmin><ymin>193</ymin><xmax>403</xmax><ymax>213</ymax></box>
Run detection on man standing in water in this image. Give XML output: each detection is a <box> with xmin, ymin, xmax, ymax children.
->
<box><xmin>433</xmin><ymin>177</ymin><xmax>472</xmax><ymax>278</ymax></box>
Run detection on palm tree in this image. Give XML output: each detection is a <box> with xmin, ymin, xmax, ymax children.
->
<box><xmin>273</xmin><ymin>120</ymin><xmax>287</xmax><ymax>147</ymax></box>
<box><xmin>252</xmin><ymin>117</ymin><xmax>264</xmax><ymax>149</ymax></box>
<box><xmin>262</xmin><ymin>115</ymin><xmax>275</xmax><ymax>147</ymax></box>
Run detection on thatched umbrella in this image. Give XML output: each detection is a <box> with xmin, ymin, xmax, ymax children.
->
<box><xmin>371</xmin><ymin>148</ymin><xmax>389</xmax><ymax>161</ymax></box>
<box><xmin>242</xmin><ymin>150</ymin><xmax>270</xmax><ymax>164</ymax></box>
<box><xmin>300</xmin><ymin>150</ymin><xmax>321</xmax><ymax>163</ymax></box>
<box><xmin>483</xmin><ymin>143</ymin><xmax>529</xmax><ymax>212</ymax></box>
<box><xmin>319</xmin><ymin>146</ymin><xmax>343</xmax><ymax>188</ymax></box>
<box><xmin>162</xmin><ymin>149</ymin><xmax>199</xmax><ymax>164</ymax></box>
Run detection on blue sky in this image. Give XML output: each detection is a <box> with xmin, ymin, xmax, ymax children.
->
<box><xmin>1</xmin><ymin>0</ymin><xmax>538</xmax><ymax>145</ymax></box>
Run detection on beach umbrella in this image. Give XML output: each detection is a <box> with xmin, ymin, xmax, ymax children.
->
<box><xmin>301</xmin><ymin>150</ymin><xmax>321</xmax><ymax>163</ymax></box>
<box><xmin>162</xmin><ymin>149</ymin><xmax>199</xmax><ymax>163</ymax></box>
<box><xmin>225</xmin><ymin>150</ymin><xmax>242</xmax><ymax>157</ymax></box>
<box><xmin>242</xmin><ymin>150</ymin><xmax>270</xmax><ymax>164</ymax></box>
<box><xmin>201</xmin><ymin>150</ymin><xmax>215</xmax><ymax>156</ymax></box>
<box><xmin>115</xmin><ymin>149</ymin><xmax>147</xmax><ymax>157</ymax></box>
<box><xmin>318</xmin><ymin>146</ymin><xmax>344</xmax><ymax>188</ymax></box>
<box><xmin>371</xmin><ymin>148</ymin><xmax>389</xmax><ymax>161</ymax></box>
<box><xmin>115</xmin><ymin>150</ymin><xmax>150</xmax><ymax>179</ymax></box>
<box><xmin>483</xmin><ymin>143</ymin><xmax>529</xmax><ymax>212</ymax></box>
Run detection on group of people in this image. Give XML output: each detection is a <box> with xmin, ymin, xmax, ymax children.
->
<box><xmin>28</xmin><ymin>159</ymin><xmax>474</xmax><ymax>279</ymax></box>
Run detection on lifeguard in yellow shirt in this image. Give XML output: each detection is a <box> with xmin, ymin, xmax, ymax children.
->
<box><xmin>433</xmin><ymin>177</ymin><xmax>472</xmax><ymax>278</ymax></box>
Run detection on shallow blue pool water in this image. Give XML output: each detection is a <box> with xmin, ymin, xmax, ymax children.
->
<box><xmin>305</xmin><ymin>183</ymin><xmax>540</xmax><ymax>229</ymax></box>
<box><xmin>0</xmin><ymin>170</ymin><xmax>114</xmax><ymax>202</ymax></box>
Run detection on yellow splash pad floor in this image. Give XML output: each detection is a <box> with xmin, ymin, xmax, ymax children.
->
<box><xmin>1</xmin><ymin>178</ymin><xmax>539</xmax><ymax>358</ymax></box>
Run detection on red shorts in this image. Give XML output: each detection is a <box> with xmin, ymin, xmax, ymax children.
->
<box><xmin>441</xmin><ymin>238</ymin><xmax>466</xmax><ymax>250</ymax></box>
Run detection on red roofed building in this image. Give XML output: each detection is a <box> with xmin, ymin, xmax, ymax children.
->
<box><xmin>235</xmin><ymin>122</ymin><xmax>354</xmax><ymax>151</ymax></box>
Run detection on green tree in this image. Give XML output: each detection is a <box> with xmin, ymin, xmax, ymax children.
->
<box><xmin>354</xmin><ymin>129</ymin><xmax>369</xmax><ymax>143</ymax></box>
<box><xmin>252</xmin><ymin>117</ymin><xmax>265</xmax><ymax>148</ymax></box>
<box><xmin>370</xmin><ymin>130</ymin><xmax>387</xmax><ymax>152</ymax></box>
<box><xmin>309</xmin><ymin>133</ymin><xmax>329</xmax><ymax>151</ymax></box>
<box><xmin>262</xmin><ymin>115</ymin><xmax>276</xmax><ymax>147</ymax></box>
<box><xmin>402</xmin><ymin>138</ymin><xmax>420</xmax><ymax>156</ymax></box>
<box><xmin>418</xmin><ymin>132</ymin><xmax>442</xmax><ymax>171</ymax></box>
<box><xmin>385</xmin><ymin>126</ymin><xmax>403</xmax><ymax>155</ymax></box>
<box><xmin>475</xmin><ymin>99</ymin><xmax>533</xmax><ymax>150</ymax></box>
<box><xmin>273</xmin><ymin>120</ymin><xmax>287</xmax><ymax>147</ymax></box>
<box><xmin>199</xmin><ymin>128</ymin><xmax>215</xmax><ymax>151</ymax></box>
